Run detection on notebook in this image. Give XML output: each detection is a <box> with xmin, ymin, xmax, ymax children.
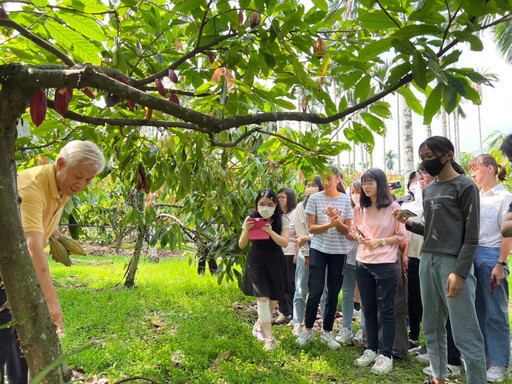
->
<box><xmin>248</xmin><ymin>218</ymin><xmax>270</xmax><ymax>240</ymax></box>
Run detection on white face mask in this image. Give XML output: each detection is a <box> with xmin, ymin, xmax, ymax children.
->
<box><xmin>351</xmin><ymin>193</ymin><xmax>360</xmax><ymax>206</ymax></box>
<box><xmin>258</xmin><ymin>205</ymin><xmax>275</xmax><ymax>219</ymax></box>
<box><xmin>409</xmin><ymin>180</ymin><xmax>421</xmax><ymax>196</ymax></box>
<box><xmin>304</xmin><ymin>186</ymin><xmax>319</xmax><ymax>196</ymax></box>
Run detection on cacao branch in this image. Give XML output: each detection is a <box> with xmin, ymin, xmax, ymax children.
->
<box><xmin>196</xmin><ymin>0</ymin><xmax>216</xmax><ymax>49</ymax></box>
<box><xmin>375</xmin><ymin>0</ymin><xmax>401</xmax><ymax>29</ymax></box>
<box><xmin>0</xmin><ymin>19</ymin><xmax>75</xmax><ymax>67</ymax></box>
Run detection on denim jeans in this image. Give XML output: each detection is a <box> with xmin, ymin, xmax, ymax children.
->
<box><xmin>474</xmin><ymin>246</ymin><xmax>510</xmax><ymax>367</ymax></box>
<box><xmin>341</xmin><ymin>263</ymin><xmax>365</xmax><ymax>330</ymax></box>
<box><xmin>292</xmin><ymin>250</ymin><xmax>326</xmax><ymax>324</ymax></box>
<box><xmin>304</xmin><ymin>248</ymin><xmax>346</xmax><ymax>331</ymax></box>
<box><xmin>356</xmin><ymin>261</ymin><xmax>397</xmax><ymax>358</ymax></box>
<box><xmin>420</xmin><ymin>252</ymin><xmax>486</xmax><ymax>383</ymax></box>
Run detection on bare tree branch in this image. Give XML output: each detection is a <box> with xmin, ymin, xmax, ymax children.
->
<box><xmin>0</xmin><ymin>19</ymin><xmax>75</xmax><ymax>66</ymax></box>
<box><xmin>15</xmin><ymin>125</ymin><xmax>80</xmax><ymax>151</ymax></box>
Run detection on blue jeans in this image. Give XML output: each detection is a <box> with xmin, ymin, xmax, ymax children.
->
<box><xmin>356</xmin><ymin>261</ymin><xmax>396</xmax><ymax>358</ymax></box>
<box><xmin>420</xmin><ymin>252</ymin><xmax>486</xmax><ymax>383</ymax></box>
<box><xmin>292</xmin><ymin>250</ymin><xmax>326</xmax><ymax>324</ymax></box>
<box><xmin>474</xmin><ymin>246</ymin><xmax>510</xmax><ymax>367</ymax></box>
<box><xmin>341</xmin><ymin>263</ymin><xmax>365</xmax><ymax>330</ymax></box>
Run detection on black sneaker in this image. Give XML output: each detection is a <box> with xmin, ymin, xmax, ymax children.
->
<box><xmin>409</xmin><ymin>340</ymin><xmax>421</xmax><ymax>351</ymax></box>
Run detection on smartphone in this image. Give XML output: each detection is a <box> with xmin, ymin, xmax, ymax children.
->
<box><xmin>388</xmin><ymin>180</ymin><xmax>402</xmax><ymax>190</ymax></box>
<box><xmin>397</xmin><ymin>209</ymin><xmax>417</xmax><ymax>218</ymax></box>
<box><xmin>356</xmin><ymin>225</ymin><xmax>366</xmax><ymax>239</ymax></box>
<box><xmin>491</xmin><ymin>279</ymin><xmax>496</xmax><ymax>298</ymax></box>
<box><xmin>248</xmin><ymin>218</ymin><xmax>269</xmax><ymax>240</ymax></box>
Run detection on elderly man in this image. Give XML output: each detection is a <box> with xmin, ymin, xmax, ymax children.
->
<box><xmin>500</xmin><ymin>134</ymin><xmax>512</xmax><ymax>238</ymax></box>
<box><xmin>0</xmin><ymin>140</ymin><xmax>105</xmax><ymax>384</ymax></box>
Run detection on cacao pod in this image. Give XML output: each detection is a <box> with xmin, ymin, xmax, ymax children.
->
<box><xmin>313</xmin><ymin>38</ymin><xmax>326</xmax><ymax>56</ymax></box>
<box><xmin>49</xmin><ymin>237</ymin><xmax>72</xmax><ymax>266</ymax></box>
<box><xmin>155</xmin><ymin>79</ymin><xmax>166</xmax><ymax>97</ymax></box>
<box><xmin>54</xmin><ymin>88</ymin><xmax>71</xmax><ymax>116</ymax></box>
<box><xmin>169</xmin><ymin>94</ymin><xmax>179</xmax><ymax>105</ymax></box>
<box><xmin>127</xmin><ymin>100</ymin><xmax>135</xmax><ymax>111</ymax></box>
<box><xmin>145</xmin><ymin>107</ymin><xmax>153</xmax><ymax>120</ymax></box>
<box><xmin>117</xmin><ymin>76</ymin><xmax>136</xmax><ymax>110</ymax></box>
<box><xmin>238</xmin><ymin>10</ymin><xmax>243</xmax><ymax>25</ymax></box>
<box><xmin>82</xmin><ymin>87</ymin><xmax>95</xmax><ymax>99</ymax></box>
<box><xmin>207</xmin><ymin>52</ymin><xmax>214</xmax><ymax>64</ymax></box>
<box><xmin>0</xmin><ymin>8</ymin><xmax>8</xmax><ymax>19</ymax></box>
<box><xmin>58</xmin><ymin>236</ymin><xmax>86</xmax><ymax>256</ymax></box>
<box><xmin>248</xmin><ymin>11</ymin><xmax>261</xmax><ymax>28</ymax></box>
<box><xmin>30</xmin><ymin>90</ymin><xmax>47</xmax><ymax>127</ymax></box>
<box><xmin>169</xmin><ymin>69</ymin><xmax>178</xmax><ymax>84</ymax></box>
<box><xmin>175</xmin><ymin>39</ymin><xmax>182</xmax><ymax>51</ymax></box>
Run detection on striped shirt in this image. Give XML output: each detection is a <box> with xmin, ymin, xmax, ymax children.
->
<box><xmin>305</xmin><ymin>191</ymin><xmax>353</xmax><ymax>254</ymax></box>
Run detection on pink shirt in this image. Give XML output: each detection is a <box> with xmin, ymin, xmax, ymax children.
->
<box><xmin>354</xmin><ymin>201</ymin><xmax>407</xmax><ymax>264</ymax></box>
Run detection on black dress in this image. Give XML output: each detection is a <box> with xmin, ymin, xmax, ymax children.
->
<box><xmin>242</xmin><ymin>232</ymin><xmax>287</xmax><ymax>301</ymax></box>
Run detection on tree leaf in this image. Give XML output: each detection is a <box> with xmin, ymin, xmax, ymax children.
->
<box><xmin>412</xmin><ymin>50</ymin><xmax>428</xmax><ymax>89</ymax></box>
<box><xmin>361</xmin><ymin>112</ymin><xmax>385</xmax><ymax>135</ymax></box>
<box><xmin>397</xmin><ymin>86</ymin><xmax>424</xmax><ymax>115</ymax></box>
<box><xmin>423</xmin><ymin>83</ymin><xmax>442</xmax><ymax>125</ymax></box>
<box><xmin>58</xmin><ymin>12</ymin><xmax>106</xmax><ymax>42</ymax></box>
<box><xmin>45</xmin><ymin>21</ymin><xmax>101</xmax><ymax>64</ymax></box>
<box><xmin>392</xmin><ymin>24</ymin><xmax>443</xmax><ymax>40</ymax></box>
<box><xmin>442</xmin><ymin>83</ymin><xmax>458</xmax><ymax>114</ymax></box>
<box><xmin>453</xmin><ymin>31</ymin><xmax>484</xmax><ymax>51</ymax></box>
<box><xmin>358</xmin><ymin>9</ymin><xmax>397</xmax><ymax>31</ymax></box>
<box><xmin>311</xmin><ymin>0</ymin><xmax>328</xmax><ymax>12</ymax></box>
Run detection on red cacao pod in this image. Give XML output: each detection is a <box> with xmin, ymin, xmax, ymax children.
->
<box><xmin>30</xmin><ymin>90</ymin><xmax>47</xmax><ymax>127</ymax></box>
<box><xmin>0</xmin><ymin>8</ymin><xmax>8</xmax><ymax>19</ymax></box>
<box><xmin>248</xmin><ymin>11</ymin><xmax>261</xmax><ymax>28</ymax></box>
<box><xmin>238</xmin><ymin>10</ymin><xmax>243</xmax><ymax>25</ymax></box>
<box><xmin>127</xmin><ymin>100</ymin><xmax>135</xmax><ymax>111</ymax></box>
<box><xmin>54</xmin><ymin>88</ymin><xmax>71</xmax><ymax>116</ymax></box>
<box><xmin>155</xmin><ymin>79</ymin><xmax>166</xmax><ymax>97</ymax></box>
<box><xmin>66</xmin><ymin>87</ymin><xmax>73</xmax><ymax>101</ymax></box>
<box><xmin>81</xmin><ymin>87</ymin><xmax>95</xmax><ymax>99</ymax></box>
<box><xmin>116</xmin><ymin>76</ymin><xmax>130</xmax><ymax>85</ymax></box>
<box><xmin>169</xmin><ymin>94</ymin><xmax>179</xmax><ymax>105</ymax></box>
<box><xmin>168</xmin><ymin>69</ymin><xmax>178</xmax><ymax>84</ymax></box>
<box><xmin>207</xmin><ymin>52</ymin><xmax>214</xmax><ymax>64</ymax></box>
<box><xmin>145</xmin><ymin>108</ymin><xmax>153</xmax><ymax>120</ymax></box>
<box><xmin>117</xmin><ymin>76</ymin><xmax>136</xmax><ymax>110</ymax></box>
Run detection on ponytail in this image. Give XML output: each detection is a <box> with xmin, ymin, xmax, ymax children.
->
<box><xmin>497</xmin><ymin>164</ymin><xmax>508</xmax><ymax>182</ymax></box>
<box><xmin>328</xmin><ymin>165</ymin><xmax>346</xmax><ymax>194</ymax></box>
<box><xmin>451</xmin><ymin>160</ymin><xmax>466</xmax><ymax>175</ymax></box>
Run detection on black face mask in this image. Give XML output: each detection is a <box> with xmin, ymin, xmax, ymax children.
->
<box><xmin>422</xmin><ymin>154</ymin><xmax>449</xmax><ymax>176</ymax></box>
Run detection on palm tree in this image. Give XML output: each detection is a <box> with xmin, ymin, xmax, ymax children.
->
<box><xmin>385</xmin><ymin>150</ymin><xmax>398</xmax><ymax>171</ymax></box>
<box><xmin>494</xmin><ymin>21</ymin><xmax>512</xmax><ymax>64</ymax></box>
<box><xmin>400</xmin><ymin>92</ymin><xmax>414</xmax><ymax>174</ymax></box>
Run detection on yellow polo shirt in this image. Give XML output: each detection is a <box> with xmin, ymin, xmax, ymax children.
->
<box><xmin>17</xmin><ymin>164</ymin><xmax>69</xmax><ymax>244</ymax></box>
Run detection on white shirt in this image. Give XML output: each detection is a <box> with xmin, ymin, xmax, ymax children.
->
<box><xmin>401</xmin><ymin>194</ymin><xmax>423</xmax><ymax>259</ymax></box>
<box><xmin>479</xmin><ymin>184</ymin><xmax>512</xmax><ymax>247</ymax></box>
<box><xmin>282</xmin><ymin>209</ymin><xmax>297</xmax><ymax>255</ymax></box>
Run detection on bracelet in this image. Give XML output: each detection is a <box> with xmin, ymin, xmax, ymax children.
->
<box><xmin>497</xmin><ymin>260</ymin><xmax>507</xmax><ymax>266</ymax></box>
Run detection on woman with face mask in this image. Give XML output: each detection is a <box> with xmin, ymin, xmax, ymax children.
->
<box><xmin>469</xmin><ymin>154</ymin><xmax>512</xmax><ymax>383</ymax></box>
<box><xmin>239</xmin><ymin>189</ymin><xmax>290</xmax><ymax>351</ymax></box>
<box><xmin>291</xmin><ymin>176</ymin><xmax>326</xmax><ymax>336</ymax></box>
<box><xmin>394</xmin><ymin>136</ymin><xmax>486</xmax><ymax>384</ymax></box>
<box><xmin>296</xmin><ymin>166</ymin><xmax>353</xmax><ymax>349</ymax></box>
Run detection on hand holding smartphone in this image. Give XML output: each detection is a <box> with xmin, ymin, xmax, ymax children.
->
<box><xmin>248</xmin><ymin>218</ymin><xmax>270</xmax><ymax>240</ymax></box>
<box><xmin>397</xmin><ymin>209</ymin><xmax>417</xmax><ymax>218</ymax></box>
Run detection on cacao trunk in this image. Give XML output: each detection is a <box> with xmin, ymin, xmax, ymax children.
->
<box><xmin>0</xmin><ymin>83</ymin><xmax>70</xmax><ymax>383</ymax></box>
<box><xmin>124</xmin><ymin>228</ymin><xmax>144</xmax><ymax>288</ymax></box>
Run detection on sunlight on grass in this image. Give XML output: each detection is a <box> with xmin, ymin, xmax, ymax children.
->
<box><xmin>51</xmin><ymin>255</ymin><xmax>512</xmax><ymax>383</ymax></box>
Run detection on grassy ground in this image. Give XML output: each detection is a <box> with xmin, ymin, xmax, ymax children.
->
<box><xmin>53</xmin><ymin>255</ymin><xmax>512</xmax><ymax>384</ymax></box>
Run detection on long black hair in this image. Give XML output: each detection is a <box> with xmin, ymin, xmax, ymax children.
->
<box><xmin>277</xmin><ymin>187</ymin><xmax>297</xmax><ymax>213</ymax></box>
<box><xmin>250</xmin><ymin>189</ymin><xmax>283</xmax><ymax>234</ymax></box>
<box><xmin>328</xmin><ymin>165</ymin><xmax>346</xmax><ymax>193</ymax></box>
<box><xmin>304</xmin><ymin>176</ymin><xmax>324</xmax><ymax>209</ymax></box>
<box><xmin>418</xmin><ymin>136</ymin><xmax>465</xmax><ymax>175</ymax></box>
<box><xmin>360</xmin><ymin>168</ymin><xmax>393</xmax><ymax>210</ymax></box>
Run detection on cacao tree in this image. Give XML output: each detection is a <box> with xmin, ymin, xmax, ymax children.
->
<box><xmin>0</xmin><ymin>0</ymin><xmax>511</xmax><ymax>382</ymax></box>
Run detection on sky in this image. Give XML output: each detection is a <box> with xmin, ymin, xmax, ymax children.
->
<box><xmin>337</xmin><ymin>31</ymin><xmax>512</xmax><ymax>173</ymax></box>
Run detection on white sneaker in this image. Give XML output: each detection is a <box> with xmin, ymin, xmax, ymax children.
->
<box><xmin>296</xmin><ymin>329</ymin><xmax>313</xmax><ymax>346</ymax></box>
<box><xmin>320</xmin><ymin>331</ymin><xmax>341</xmax><ymax>349</ymax></box>
<box><xmin>355</xmin><ymin>349</ymin><xmax>378</xmax><ymax>367</ymax></box>
<box><xmin>487</xmin><ymin>366</ymin><xmax>508</xmax><ymax>382</ymax></box>
<box><xmin>352</xmin><ymin>328</ymin><xmax>363</xmax><ymax>347</ymax></box>
<box><xmin>423</xmin><ymin>363</ymin><xmax>461</xmax><ymax>377</ymax></box>
<box><xmin>335</xmin><ymin>328</ymin><xmax>353</xmax><ymax>344</ymax></box>
<box><xmin>416</xmin><ymin>351</ymin><xmax>430</xmax><ymax>363</ymax></box>
<box><xmin>292</xmin><ymin>323</ymin><xmax>302</xmax><ymax>336</ymax></box>
<box><xmin>353</xmin><ymin>309</ymin><xmax>361</xmax><ymax>319</ymax></box>
<box><xmin>371</xmin><ymin>354</ymin><xmax>393</xmax><ymax>374</ymax></box>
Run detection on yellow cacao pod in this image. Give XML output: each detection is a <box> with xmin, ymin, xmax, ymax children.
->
<box><xmin>58</xmin><ymin>236</ymin><xmax>86</xmax><ymax>256</ymax></box>
<box><xmin>49</xmin><ymin>237</ymin><xmax>71</xmax><ymax>267</ymax></box>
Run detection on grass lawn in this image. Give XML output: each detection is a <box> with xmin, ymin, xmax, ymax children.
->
<box><xmin>53</xmin><ymin>255</ymin><xmax>512</xmax><ymax>384</ymax></box>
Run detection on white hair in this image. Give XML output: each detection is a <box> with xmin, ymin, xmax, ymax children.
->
<box><xmin>56</xmin><ymin>140</ymin><xmax>105</xmax><ymax>175</ymax></box>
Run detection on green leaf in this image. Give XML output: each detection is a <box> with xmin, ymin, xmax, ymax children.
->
<box><xmin>423</xmin><ymin>84</ymin><xmax>442</xmax><ymax>125</ymax></box>
<box><xmin>412</xmin><ymin>50</ymin><xmax>428</xmax><ymax>89</ymax></box>
<box><xmin>45</xmin><ymin>21</ymin><xmax>101</xmax><ymax>64</ymax></box>
<box><xmin>195</xmin><ymin>81</ymin><xmax>217</xmax><ymax>94</ymax></box>
<box><xmin>361</xmin><ymin>112</ymin><xmax>385</xmax><ymax>135</ymax></box>
<box><xmin>427</xmin><ymin>57</ymin><xmax>448</xmax><ymax>85</ymax></box>
<box><xmin>398</xmin><ymin>87</ymin><xmax>424</xmax><ymax>115</ymax></box>
<box><xmin>31</xmin><ymin>0</ymin><xmax>49</xmax><ymax>8</ymax></box>
<box><xmin>175</xmin><ymin>0</ymin><xmax>206</xmax><ymax>13</ymax></box>
<box><xmin>312</xmin><ymin>0</ymin><xmax>328</xmax><ymax>12</ymax></box>
<box><xmin>58</xmin><ymin>12</ymin><xmax>106</xmax><ymax>42</ymax></box>
<box><xmin>273</xmin><ymin>98</ymin><xmax>296</xmax><ymax>110</ymax></box>
<box><xmin>354</xmin><ymin>75</ymin><xmax>371</xmax><ymax>101</ymax></box>
<box><xmin>387</xmin><ymin>61</ymin><xmax>412</xmax><ymax>86</ymax></box>
<box><xmin>352</xmin><ymin>121</ymin><xmax>375</xmax><ymax>146</ymax></box>
<box><xmin>358</xmin><ymin>38</ymin><xmax>393</xmax><ymax>61</ymax></box>
<box><xmin>453</xmin><ymin>31</ymin><xmax>483</xmax><ymax>51</ymax></box>
<box><xmin>392</xmin><ymin>24</ymin><xmax>443</xmax><ymax>40</ymax></box>
<box><xmin>442</xmin><ymin>83</ymin><xmax>458</xmax><ymax>113</ymax></box>
<box><xmin>369</xmin><ymin>102</ymin><xmax>391</xmax><ymax>119</ymax></box>
<box><xmin>358</xmin><ymin>9</ymin><xmax>397</xmax><ymax>31</ymax></box>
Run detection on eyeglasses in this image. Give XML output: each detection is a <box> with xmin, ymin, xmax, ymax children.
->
<box><xmin>277</xmin><ymin>196</ymin><xmax>287</xmax><ymax>200</ymax></box>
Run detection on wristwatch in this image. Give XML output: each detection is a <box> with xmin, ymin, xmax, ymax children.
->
<box><xmin>497</xmin><ymin>260</ymin><xmax>507</xmax><ymax>266</ymax></box>
<box><xmin>381</xmin><ymin>238</ymin><xmax>387</xmax><ymax>246</ymax></box>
